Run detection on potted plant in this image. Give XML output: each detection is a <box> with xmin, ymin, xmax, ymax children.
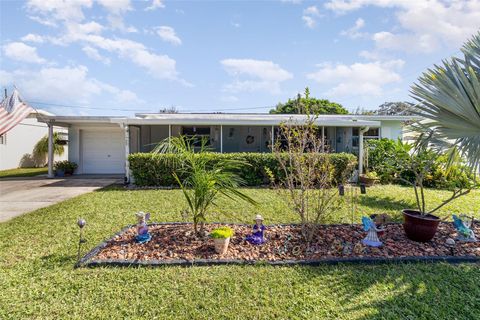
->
<box><xmin>54</xmin><ymin>160</ymin><xmax>78</xmax><ymax>176</ymax></box>
<box><xmin>405</xmin><ymin>32</ymin><xmax>480</xmax><ymax>242</ymax></box>
<box><xmin>359</xmin><ymin>171</ymin><xmax>378</xmax><ymax>186</ymax></box>
<box><xmin>394</xmin><ymin>141</ymin><xmax>474</xmax><ymax>242</ymax></box>
<box><xmin>210</xmin><ymin>226</ymin><xmax>234</xmax><ymax>255</ymax></box>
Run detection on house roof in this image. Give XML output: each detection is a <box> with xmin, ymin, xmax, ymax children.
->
<box><xmin>37</xmin><ymin>113</ymin><xmax>418</xmax><ymax>127</ymax></box>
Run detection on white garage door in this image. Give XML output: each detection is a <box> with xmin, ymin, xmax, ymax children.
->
<box><xmin>82</xmin><ymin>129</ymin><xmax>125</xmax><ymax>174</ymax></box>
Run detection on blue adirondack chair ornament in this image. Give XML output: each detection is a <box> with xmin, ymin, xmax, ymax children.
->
<box><xmin>452</xmin><ymin>214</ymin><xmax>476</xmax><ymax>242</ymax></box>
<box><xmin>361</xmin><ymin>216</ymin><xmax>383</xmax><ymax>247</ymax></box>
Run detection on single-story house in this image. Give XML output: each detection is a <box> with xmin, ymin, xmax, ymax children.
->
<box><xmin>36</xmin><ymin>113</ymin><xmax>416</xmax><ymax>180</ymax></box>
<box><xmin>0</xmin><ymin>111</ymin><xmax>67</xmax><ymax>171</ymax></box>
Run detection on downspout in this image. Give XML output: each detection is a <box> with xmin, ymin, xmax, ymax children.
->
<box><xmin>358</xmin><ymin>126</ymin><xmax>369</xmax><ymax>176</ymax></box>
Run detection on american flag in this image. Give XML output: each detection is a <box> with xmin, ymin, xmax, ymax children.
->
<box><xmin>0</xmin><ymin>89</ymin><xmax>34</xmax><ymax>135</ymax></box>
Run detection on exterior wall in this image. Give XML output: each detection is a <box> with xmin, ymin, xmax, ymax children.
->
<box><xmin>379</xmin><ymin>120</ymin><xmax>403</xmax><ymax>140</ymax></box>
<box><xmin>0</xmin><ymin>118</ymin><xmax>67</xmax><ymax>170</ymax></box>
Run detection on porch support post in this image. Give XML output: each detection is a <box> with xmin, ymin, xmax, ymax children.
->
<box><xmin>271</xmin><ymin>125</ymin><xmax>274</xmax><ymax>152</ymax></box>
<box><xmin>168</xmin><ymin>124</ymin><xmax>172</xmax><ymax>150</ymax></box>
<box><xmin>321</xmin><ymin>126</ymin><xmax>325</xmax><ymax>153</ymax></box>
<box><xmin>47</xmin><ymin>123</ymin><xmax>54</xmax><ymax>178</ymax></box>
<box><xmin>124</xmin><ymin>124</ymin><xmax>130</xmax><ymax>184</ymax></box>
<box><xmin>358</xmin><ymin>126</ymin><xmax>369</xmax><ymax>176</ymax></box>
<box><xmin>220</xmin><ymin>125</ymin><xmax>223</xmax><ymax>153</ymax></box>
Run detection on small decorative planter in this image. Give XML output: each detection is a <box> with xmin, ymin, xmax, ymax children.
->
<box><xmin>359</xmin><ymin>175</ymin><xmax>377</xmax><ymax>187</ymax></box>
<box><xmin>214</xmin><ymin>237</ymin><xmax>231</xmax><ymax>255</ymax></box>
<box><xmin>54</xmin><ymin>160</ymin><xmax>78</xmax><ymax>177</ymax></box>
<box><xmin>210</xmin><ymin>226</ymin><xmax>234</xmax><ymax>255</ymax></box>
<box><xmin>403</xmin><ymin>209</ymin><xmax>440</xmax><ymax>242</ymax></box>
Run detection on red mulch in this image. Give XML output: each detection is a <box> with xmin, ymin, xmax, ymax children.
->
<box><xmin>94</xmin><ymin>223</ymin><xmax>480</xmax><ymax>262</ymax></box>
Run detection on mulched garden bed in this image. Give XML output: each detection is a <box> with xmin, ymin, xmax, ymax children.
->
<box><xmin>78</xmin><ymin>222</ymin><xmax>480</xmax><ymax>267</ymax></box>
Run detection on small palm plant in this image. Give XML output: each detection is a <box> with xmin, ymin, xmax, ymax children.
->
<box><xmin>33</xmin><ymin>132</ymin><xmax>65</xmax><ymax>166</ymax></box>
<box><xmin>410</xmin><ymin>31</ymin><xmax>480</xmax><ymax>172</ymax></box>
<box><xmin>153</xmin><ymin>136</ymin><xmax>257</xmax><ymax>236</ymax></box>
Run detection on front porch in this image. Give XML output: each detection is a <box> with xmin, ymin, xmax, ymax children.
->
<box><xmin>128</xmin><ymin>124</ymin><xmax>381</xmax><ymax>155</ymax></box>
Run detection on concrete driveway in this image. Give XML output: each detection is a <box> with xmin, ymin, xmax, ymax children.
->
<box><xmin>0</xmin><ymin>175</ymin><xmax>122</xmax><ymax>223</ymax></box>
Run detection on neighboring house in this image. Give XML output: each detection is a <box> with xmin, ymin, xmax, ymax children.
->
<box><xmin>36</xmin><ymin>113</ymin><xmax>416</xmax><ymax>180</ymax></box>
<box><xmin>0</xmin><ymin>112</ymin><xmax>68</xmax><ymax>170</ymax></box>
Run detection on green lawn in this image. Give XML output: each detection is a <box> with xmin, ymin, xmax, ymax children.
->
<box><xmin>0</xmin><ymin>185</ymin><xmax>479</xmax><ymax>319</ymax></box>
<box><xmin>0</xmin><ymin>167</ymin><xmax>47</xmax><ymax>178</ymax></box>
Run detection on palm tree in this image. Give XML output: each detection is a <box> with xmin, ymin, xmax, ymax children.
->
<box><xmin>33</xmin><ymin>132</ymin><xmax>65</xmax><ymax>166</ymax></box>
<box><xmin>153</xmin><ymin>136</ymin><xmax>257</xmax><ymax>236</ymax></box>
<box><xmin>410</xmin><ymin>32</ymin><xmax>480</xmax><ymax>172</ymax></box>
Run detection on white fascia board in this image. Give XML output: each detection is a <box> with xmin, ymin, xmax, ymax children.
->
<box><xmin>120</xmin><ymin>118</ymin><xmax>380</xmax><ymax>127</ymax></box>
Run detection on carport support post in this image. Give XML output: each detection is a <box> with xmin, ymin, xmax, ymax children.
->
<box><xmin>271</xmin><ymin>126</ymin><xmax>274</xmax><ymax>152</ymax></box>
<box><xmin>168</xmin><ymin>124</ymin><xmax>172</xmax><ymax>151</ymax></box>
<box><xmin>321</xmin><ymin>126</ymin><xmax>325</xmax><ymax>153</ymax></box>
<box><xmin>220</xmin><ymin>125</ymin><xmax>223</xmax><ymax>153</ymax></box>
<box><xmin>47</xmin><ymin>123</ymin><xmax>54</xmax><ymax>178</ymax></box>
<box><xmin>358</xmin><ymin>126</ymin><xmax>369</xmax><ymax>176</ymax></box>
<box><xmin>124</xmin><ymin>124</ymin><xmax>130</xmax><ymax>184</ymax></box>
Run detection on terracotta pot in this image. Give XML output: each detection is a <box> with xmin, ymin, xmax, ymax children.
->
<box><xmin>213</xmin><ymin>237</ymin><xmax>230</xmax><ymax>255</ymax></box>
<box><xmin>359</xmin><ymin>175</ymin><xmax>376</xmax><ymax>187</ymax></box>
<box><xmin>402</xmin><ymin>209</ymin><xmax>440</xmax><ymax>242</ymax></box>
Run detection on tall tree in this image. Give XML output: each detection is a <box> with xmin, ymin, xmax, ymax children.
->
<box><xmin>269</xmin><ymin>87</ymin><xmax>349</xmax><ymax>114</ymax></box>
<box><xmin>375</xmin><ymin>101</ymin><xmax>414</xmax><ymax>115</ymax></box>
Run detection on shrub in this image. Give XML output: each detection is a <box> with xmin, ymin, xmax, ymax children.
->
<box><xmin>366</xmin><ymin>138</ymin><xmax>476</xmax><ymax>190</ymax></box>
<box><xmin>54</xmin><ymin>160</ymin><xmax>78</xmax><ymax>173</ymax></box>
<box><xmin>128</xmin><ymin>152</ymin><xmax>357</xmax><ymax>187</ymax></box>
<box><xmin>210</xmin><ymin>226</ymin><xmax>234</xmax><ymax>239</ymax></box>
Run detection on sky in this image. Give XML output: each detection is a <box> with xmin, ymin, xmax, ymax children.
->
<box><xmin>1</xmin><ymin>0</ymin><xmax>479</xmax><ymax>116</ymax></box>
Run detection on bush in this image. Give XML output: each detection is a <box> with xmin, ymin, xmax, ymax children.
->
<box><xmin>366</xmin><ymin>139</ymin><xmax>474</xmax><ymax>189</ymax></box>
<box><xmin>128</xmin><ymin>152</ymin><xmax>357</xmax><ymax>187</ymax></box>
<box><xmin>54</xmin><ymin>160</ymin><xmax>78</xmax><ymax>173</ymax></box>
<box><xmin>210</xmin><ymin>226</ymin><xmax>234</xmax><ymax>239</ymax></box>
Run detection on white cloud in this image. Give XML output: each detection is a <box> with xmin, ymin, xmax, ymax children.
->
<box><xmin>3</xmin><ymin>42</ymin><xmax>47</xmax><ymax>64</ymax></box>
<box><xmin>221</xmin><ymin>59</ymin><xmax>293</xmax><ymax>94</ymax></box>
<box><xmin>341</xmin><ymin>18</ymin><xmax>366</xmax><ymax>39</ymax></box>
<box><xmin>21</xmin><ymin>33</ymin><xmax>45</xmax><ymax>43</ymax></box>
<box><xmin>155</xmin><ymin>26</ymin><xmax>182</xmax><ymax>45</ymax></box>
<box><xmin>26</xmin><ymin>0</ymin><xmax>92</xmax><ymax>23</ymax></box>
<box><xmin>24</xmin><ymin>0</ymin><xmax>188</xmax><ymax>85</ymax></box>
<box><xmin>82</xmin><ymin>46</ymin><xmax>111</xmax><ymax>64</ymax></box>
<box><xmin>306</xmin><ymin>59</ymin><xmax>404</xmax><ymax>97</ymax></box>
<box><xmin>0</xmin><ymin>65</ymin><xmax>140</xmax><ymax>105</ymax></box>
<box><xmin>145</xmin><ymin>0</ymin><xmax>165</xmax><ymax>11</ymax></box>
<box><xmin>325</xmin><ymin>0</ymin><xmax>480</xmax><ymax>53</ymax></box>
<box><xmin>97</xmin><ymin>0</ymin><xmax>132</xmax><ymax>14</ymax></box>
<box><xmin>281</xmin><ymin>0</ymin><xmax>303</xmax><ymax>4</ymax></box>
<box><xmin>302</xmin><ymin>5</ymin><xmax>321</xmax><ymax>28</ymax></box>
<box><xmin>302</xmin><ymin>16</ymin><xmax>316</xmax><ymax>29</ymax></box>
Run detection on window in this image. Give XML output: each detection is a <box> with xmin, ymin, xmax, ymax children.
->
<box><xmin>352</xmin><ymin>127</ymin><xmax>380</xmax><ymax>148</ymax></box>
<box><xmin>0</xmin><ymin>133</ymin><xmax>6</xmax><ymax>145</ymax></box>
<box><xmin>182</xmin><ymin>126</ymin><xmax>211</xmax><ymax>147</ymax></box>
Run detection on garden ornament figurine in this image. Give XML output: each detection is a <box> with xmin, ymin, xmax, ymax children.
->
<box><xmin>135</xmin><ymin>211</ymin><xmax>152</xmax><ymax>244</ymax></box>
<box><xmin>361</xmin><ymin>216</ymin><xmax>383</xmax><ymax>247</ymax></box>
<box><xmin>452</xmin><ymin>214</ymin><xmax>477</xmax><ymax>242</ymax></box>
<box><xmin>246</xmin><ymin>214</ymin><xmax>266</xmax><ymax>245</ymax></box>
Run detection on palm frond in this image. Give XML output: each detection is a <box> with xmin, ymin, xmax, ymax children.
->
<box><xmin>410</xmin><ymin>31</ymin><xmax>480</xmax><ymax>172</ymax></box>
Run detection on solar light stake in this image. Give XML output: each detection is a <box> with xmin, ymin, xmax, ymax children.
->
<box><xmin>77</xmin><ymin>218</ymin><xmax>87</xmax><ymax>264</ymax></box>
<box><xmin>445</xmin><ymin>238</ymin><xmax>456</xmax><ymax>256</ymax></box>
